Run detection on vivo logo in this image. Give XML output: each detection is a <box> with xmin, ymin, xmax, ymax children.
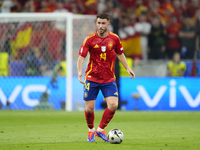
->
<box><xmin>0</xmin><ymin>85</ymin><xmax>49</xmax><ymax>107</ymax></box>
<box><xmin>137</xmin><ymin>80</ymin><xmax>200</xmax><ymax>108</ymax></box>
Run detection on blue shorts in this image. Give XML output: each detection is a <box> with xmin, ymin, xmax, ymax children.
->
<box><xmin>83</xmin><ymin>80</ymin><xmax>118</xmax><ymax>101</ymax></box>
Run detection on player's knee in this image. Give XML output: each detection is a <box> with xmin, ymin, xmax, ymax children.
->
<box><xmin>85</xmin><ymin>107</ymin><xmax>94</xmax><ymax>114</ymax></box>
<box><xmin>109</xmin><ymin>102</ymin><xmax>118</xmax><ymax>111</ymax></box>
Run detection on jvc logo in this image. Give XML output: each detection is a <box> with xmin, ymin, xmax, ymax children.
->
<box><xmin>0</xmin><ymin>85</ymin><xmax>49</xmax><ymax>107</ymax></box>
<box><xmin>137</xmin><ymin>80</ymin><xmax>200</xmax><ymax>108</ymax></box>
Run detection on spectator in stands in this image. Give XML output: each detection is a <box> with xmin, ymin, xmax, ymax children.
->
<box><xmin>129</xmin><ymin>9</ymin><xmax>137</xmax><ymax>26</ymax></box>
<box><xmin>195</xmin><ymin>9</ymin><xmax>200</xmax><ymax>57</ymax></box>
<box><xmin>53</xmin><ymin>1</ymin><xmax>68</xmax><ymax>13</ymax></box>
<box><xmin>22</xmin><ymin>0</ymin><xmax>35</xmax><ymax>12</ymax></box>
<box><xmin>54</xmin><ymin>55</ymin><xmax>66</xmax><ymax>77</ymax></box>
<box><xmin>25</xmin><ymin>47</ymin><xmax>46</xmax><ymax>76</ymax></box>
<box><xmin>118</xmin><ymin>0</ymin><xmax>135</xmax><ymax>13</ymax></box>
<box><xmin>186</xmin><ymin>0</ymin><xmax>199</xmax><ymax>18</ymax></box>
<box><xmin>30</xmin><ymin>22</ymin><xmax>47</xmax><ymax>53</ymax></box>
<box><xmin>47</xmin><ymin>0</ymin><xmax>57</xmax><ymax>12</ymax></box>
<box><xmin>53</xmin><ymin>1</ymin><xmax>68</xmax><ymax>32</ymax></box>
<box><xmin>173</xmin><ymin>0</ymin><xmax>183</xmax><ymax>22</ymax></box>
<box><xmin>0</xmin><ymin>24</ymin><xmax>10</xmax><ymax>56</ymax></box>
<box><xmin>46</xmin><ymin>21</ymin><xmax>65</xmax><ymax>61</ymax></box>
<box><xmin>178</xmin><ymin>16</ymin><xmax>196</xmax><ymax>59</ymax></box>
<box><xmin>103</xmin><ymin>0</ymin><xmax>121</xmax><ymax>33</ymax></box>
<box><xmin>37</xmin><ymin>0</ymin><xmax>51</xmax><ymax>12</ymax></box>
<box><xmin>162</xmin><ymin>6</ymin><xmax>174</xmax><ymax>27</ymax></box>
<box><xmin>71</xmin><ymin>3</ymin><xmax>79</xmax><ymax>14</ymax></box>
<box><xmin>167</xmin><ymin>52</ymin><xmax>186</xmax><ymax>76</ymax></box>
<box><xmin>1</xmin><ymin>0</ymin><xmax>21</xmax><ymax>13</ymax></box>
<box><xmin>63</xmin><ymin>0</ymin><xmax>72</xmax><ymax>12</ymax></box>
<box><xmin>161</xmin><ymin>0</ymin><xmax>174</xmax><ymax>13</ymax></box>
<box><xmin>166</xmin><ymin>15</ymin><xmax>181</xmax><ymax>59</ymax></box>
<box><xmin>135</xmin><ymin>12</ymin><xmax>151</xmax><ymax>61</ymax></box>
<box><xmin>147</xmin><ymin>0</ymin><xmax>164</xmax><ymax>22</ymax></box>
<box><xmin>1</xmin><ymin>0</ymin><xmax>14</xmax><ymax>13</ymax></box>
<box><xmin>74</xmin><ymin>0</ymin><xmax>86</xmax><ymax>14</ymax></box>
<box><xmin>180</xmin><ymin>0</ymin><xmax>188</xmax><ymax>12</ymax></box>
<box><xmin>148</xmin><ymin>16</ymin><xmax>167</xmax><ymax>59</ymax></box>
<box><xmin>134</xmin><ymin>0</ymin><xmax>148</xmax><ymax>16</ymax></box>
<box><xmin>85</xmin><ymin>0</ymin><xmax>97</xmax><ymax>15</ymax></box>
<box><xmin>37</xmin><ymin>0</ymin><xmax>52</xmax><ymax>12</ymax></box>
<box><xmin>0</xmin><ymin>23</ymin><xmax>17</xmax><ymax>59</ymax></box>
<box><xmin>0</xmin><ymin>45</ymin><xmax>10</xmax><ymax>76</ymax></box>
<box><xmin>103</xmin><ymin>0</ymin><xmax>119</xmax><ymax>17</ymax></box>
<box><xmin>97</xmin><ymin>0</ymin><xmax>106</xmax><ymax>14</ymax></box>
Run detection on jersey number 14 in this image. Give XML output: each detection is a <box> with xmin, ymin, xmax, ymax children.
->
<box><xmin>100</xmin><ymin>53</ymin><xmax>106</xmax><ymax>61</ymax></box>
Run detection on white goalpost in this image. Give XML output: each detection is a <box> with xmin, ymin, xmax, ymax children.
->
<box><xmin>0</xmin><ymin>13</ymin><xmax>96</xmax><ymax>111</ymax></box>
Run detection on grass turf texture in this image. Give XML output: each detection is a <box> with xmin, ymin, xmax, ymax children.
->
<box><xmin>0</xmin><ymin>111</ymin><xmax>200</xmax><ymax>150</ymax></box>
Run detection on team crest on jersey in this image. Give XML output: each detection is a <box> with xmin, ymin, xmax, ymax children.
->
<box><xmin>108</xmin><ymin>41</ymin><xmax>113</xmax><ymax>50</ymax></box>
<box><xmin>101</xmin><ymin>46</ymin><xmax>106</xmax><ymax>52</ymax></box>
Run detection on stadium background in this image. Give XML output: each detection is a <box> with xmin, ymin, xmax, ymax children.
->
<box><xmin>0</xmin><ymin>0</ymin><xmax>200</xmax><ymax>111</ymax></box>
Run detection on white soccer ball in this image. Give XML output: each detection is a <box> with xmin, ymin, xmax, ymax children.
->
<box><xmin>108</xmin><ymin>129</ymin><xmax>124</xmax><ymax>144</ymax></box>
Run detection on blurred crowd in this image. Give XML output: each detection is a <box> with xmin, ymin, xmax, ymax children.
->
<box><xmin>1</xmin><ymin>0</ymin><xmax>200</xmax><ymax>60</ymax></box>
<box><xmin>0</xmin><ymin>0</ymin><xmax>200</xmax><ymax>77</ymax></box>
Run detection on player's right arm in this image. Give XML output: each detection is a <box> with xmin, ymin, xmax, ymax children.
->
<box><xmin>77</xmin><ymin>56</ymin><xmax>85</xmax><ymax>84</ymax></box>
<box><xmin>77</xmin><ymin>35</ymin><xmax>91</xmax><ymax>84</ymax></box>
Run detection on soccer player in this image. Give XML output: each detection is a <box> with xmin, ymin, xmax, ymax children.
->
<box><xmin>77</xmin><ymin>13</ymin><xmax>135</xmax><ymax>142</ymax></box>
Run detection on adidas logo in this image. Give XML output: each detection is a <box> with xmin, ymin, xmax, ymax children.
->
<box><xmin>114</xmin><ymin>92</ymin><xmax>118</xmax><ymax>95</ymax></box>
<box><xmin>94</xmin><ymin>44</ymin><xmax>99</xmax><ymax>48</ymax></box>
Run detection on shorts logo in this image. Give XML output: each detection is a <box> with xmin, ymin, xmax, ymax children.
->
<box><xmin>101</xmin><ymin>46</ymin><xmax>106</xmax><ymax>52</ymax></box>
<box><xmin>114</xmin><ymin>92</ymin><xmax>118</xmax><ymax>96</ymax></box>
<box><xmin>84</xmin><ymin>92</ymin><xmax>88</xmax><ymax>98</ymax></box>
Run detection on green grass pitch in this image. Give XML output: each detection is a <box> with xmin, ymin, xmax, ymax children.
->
<box><xmin>0</xmin><ymin>110</ymin><xmax>200</xmax><ymax>150</ymax></box>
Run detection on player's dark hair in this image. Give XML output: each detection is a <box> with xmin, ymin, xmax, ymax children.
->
<box><xmin>97</xmin><ymin>13</ymin><xmax>110</xmax><ymax>22</ymax></box>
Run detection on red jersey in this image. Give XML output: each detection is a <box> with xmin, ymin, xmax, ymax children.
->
<box><xmin>79</xmin><ymin>31</ymin><xmax>124</xmax><ymax>83</ymax></box>
<box><xmin>166</xmin><ymin>23</ymin><xmax>181</xmax><ymax>50</ymax></box>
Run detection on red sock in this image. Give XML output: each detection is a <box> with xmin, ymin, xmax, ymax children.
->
<box><xmin>99</xmin><ymin>108</ymin><xmax>115</xmax><ymax>129</ymax></box>
<box><xmin>85</xmin><ymin>110</ymin><xmax>94</xmax><ymax>129</ymax></box>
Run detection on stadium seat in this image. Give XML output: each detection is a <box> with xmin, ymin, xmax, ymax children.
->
<box><xmin>183</xmin><ymin>61</ymin><xmax>193</xmax><ymax>77</ymax></box>
<box><xmin>10</xmin><ymin>61</ymin><xmax>26</xmax><ymax>76</ymax></box>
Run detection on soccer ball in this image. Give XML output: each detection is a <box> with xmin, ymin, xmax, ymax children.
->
<box><xmin>108</xmin><ymin>129</ymin><xmax>124</xmax><ymax>144</ymax></box>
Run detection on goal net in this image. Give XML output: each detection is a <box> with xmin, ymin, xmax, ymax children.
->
<box><xmin>0</xmin><ymin>13</ymin><xmax>96</xmax><ymax>111</ymax></box>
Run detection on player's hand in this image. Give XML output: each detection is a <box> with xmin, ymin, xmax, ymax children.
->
<box><xmin>127</xmin><ymin>68</ymin><xmax>135</xmax><ymax>80</ymax></box>
<box><xmin>78</xmin><ymin>73</ymin><xmax>85</xmax><ymax>84</ymax></box>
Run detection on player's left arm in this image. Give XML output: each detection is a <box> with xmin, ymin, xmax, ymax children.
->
<box><xmin>117</xmin><ymin>53</ymin><xmax>135</xmax><ymax>80</ymax></box>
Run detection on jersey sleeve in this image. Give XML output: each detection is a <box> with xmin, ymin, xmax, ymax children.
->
<box><xmin>115</xmin><ymin>36</ymin><xmax>124</xmax><ymax>54</ymax></box>
<box><xmin>78</xmin><ymin>37</ymin><xmax>90</xmax><ymax>58</ymax></box>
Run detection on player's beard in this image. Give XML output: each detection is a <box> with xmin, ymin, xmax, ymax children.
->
<box><xmin>99</xmin><ymin>28</ymin><xmax>107</xmax><ymax>36</ymax></box>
